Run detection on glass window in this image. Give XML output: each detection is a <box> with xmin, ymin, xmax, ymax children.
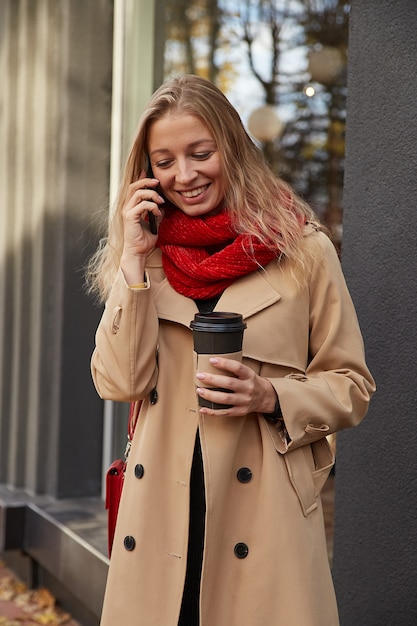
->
<box><xmin>160</xmin><ymin>0</ymin><xmax>349</xmax><ymax>251</ymax></box>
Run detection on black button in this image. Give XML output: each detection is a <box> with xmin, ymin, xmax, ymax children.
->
<box><xmin>150</xmin><ymin>388</ymin><xmax>158</xmax><ymax>404</ymax></box>
<box><xmin>134</xmin><ymin>464</ymin><xmax>145</xmax><ymax>479</ymax></box>
<box><xmin>234</xmin><ymin>542</ymin><xmax>249</xmax><ymax>559</ymax></box>
<box><xmin>237</xmin><ymin>467</ymin><xmax>252</xmax><ymax>483</ymax></box>
<box><xmin>124</xmin><ymin>535</ymin><xmax>136</xmax><ymax>551</ymax></box>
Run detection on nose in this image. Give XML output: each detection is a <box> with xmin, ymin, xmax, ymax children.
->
<box><xmin>175</xmin><ymin>158</ymin><xmax>197</xmax><ymax>185</ymax></box>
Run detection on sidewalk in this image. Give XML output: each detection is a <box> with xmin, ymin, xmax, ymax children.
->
<box><xmin>0</xmin><ymin>560</ymin><xmax>81</xmax><ymax>626</ymax></box>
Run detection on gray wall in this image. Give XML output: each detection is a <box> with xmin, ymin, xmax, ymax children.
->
<box><xmin>333</xmin><ymin>1</ymin><xmax>417</xmax><ymax>624</ymax></box>
<box><xmin>0</xmin><ymin>0</ymin><xmax>113</xmax><ymax>497</ymax></box>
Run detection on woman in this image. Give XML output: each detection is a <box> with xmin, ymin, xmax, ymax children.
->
<box><xmin>88</xmin><ymin>74</ymin><xmax>375</xmax><ymax>626</ymax></box>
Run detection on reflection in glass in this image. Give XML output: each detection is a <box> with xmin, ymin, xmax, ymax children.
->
<box><xmin>162</xmin><ymin>0</ymin><xmax>350</xmax><ymax>249</ymax></box>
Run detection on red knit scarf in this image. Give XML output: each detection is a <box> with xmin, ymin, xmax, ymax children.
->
<box><xmin>157</xmin><ymin>208</ymin><xmax>278</xmax><ymax>299</ymax></box>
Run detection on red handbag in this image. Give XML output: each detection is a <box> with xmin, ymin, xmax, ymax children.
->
<box><xmin>105</xmin><ymin>401</ymin><xmax>140</xmax><ymax>557</ymax></box>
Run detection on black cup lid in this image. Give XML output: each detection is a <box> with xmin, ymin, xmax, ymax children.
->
<box><xmin>190</xmin><ymin>312</ymin><xmax>247</xmax><ymax>333</ymax></box>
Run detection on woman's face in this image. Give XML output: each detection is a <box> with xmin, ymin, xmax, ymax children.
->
<box><xmin>147</xmin><ymin>113</ymin><xmax>225</xmax><ymax>217</ymax></box>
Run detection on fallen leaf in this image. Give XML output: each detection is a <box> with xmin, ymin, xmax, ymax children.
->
<box><xmin>0</xmin><ymin>564</ymin><xmax>76</xmax><ymax>625</ymax></box>
<box><xmin>32</xmin><ymin>589</ymin><xmax>55</xmax><ymax>610</ymax></box>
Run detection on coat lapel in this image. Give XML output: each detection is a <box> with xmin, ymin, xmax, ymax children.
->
<box><xmin>153</xmin><ymin>261</ymin><xmax>282</xmax><ymax>328</ymax></box>
<box><xmin>215</xmin><ymin>267</ymin><xmax>281</xmax><ymax>318</ymax></box>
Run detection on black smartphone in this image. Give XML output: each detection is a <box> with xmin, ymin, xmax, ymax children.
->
<box><xmin>145</xmin><ymin>157</ymin><xmax>158</xmax><ymax>235</ymax></box>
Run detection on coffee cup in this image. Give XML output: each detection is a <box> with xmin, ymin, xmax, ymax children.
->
<box><xmin>190</xmin><ymin>312</ymin><xmax>247</xmax><ymax>409</ymax></box>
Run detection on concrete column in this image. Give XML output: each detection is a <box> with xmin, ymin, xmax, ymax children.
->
<box><xmin>333</xmin><ymin>1</ymin><xmax>417</xmax><ymax>623</ymax></box>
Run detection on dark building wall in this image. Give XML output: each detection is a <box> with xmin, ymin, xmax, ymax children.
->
<box><xmin>0</xmin><ymin>0</ymin><xmax>113</xmax><ymax>498</ymax></box>
<box><xmin>333</xmin><ymin>1</ymin><xmax>417</xmax><ymax>624</ymax></box>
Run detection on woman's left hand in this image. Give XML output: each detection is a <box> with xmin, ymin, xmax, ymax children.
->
<box><xmin>196</xmin><ymin>357</ymin><xmax>278</xmax><ymax>417</ymax></box>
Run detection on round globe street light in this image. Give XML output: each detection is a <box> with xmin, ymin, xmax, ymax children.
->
<box><xmin>307</xmin><ymin>46</ymin><xmax>345</xmax><ymax>85</ymax></box>
<box><xmin>247</xmin><ymin>105</ymin><xmax>284</xmax><ymax>142</ymax></box>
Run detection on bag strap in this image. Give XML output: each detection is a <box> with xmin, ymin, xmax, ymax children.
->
<box><xmin>128</xmin><ymin>401</ymin><xmax>140</xmax><ymax>439</ymax></box>
<box><xmin>124</xmin><ymin>401</ymin><xmax>141</xmax><ymax>461</ymax></box>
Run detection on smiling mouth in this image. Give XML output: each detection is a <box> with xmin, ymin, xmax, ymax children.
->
<box><xmin>179</xmin><ymin>184</ymin><xmax>209</xmax><ymax>198</ymax></box>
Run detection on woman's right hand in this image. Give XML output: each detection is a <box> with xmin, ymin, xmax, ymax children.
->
<box><xmin>120</xmin><ymin>172</ymin><xmax>164</xmax><ymax>283</ymax></box>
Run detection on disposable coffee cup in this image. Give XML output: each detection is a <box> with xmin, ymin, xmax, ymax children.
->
<box><xmin>190</xmin><ymin>312</ymin><xmax>247</xmax><ymax>409</ymax></box>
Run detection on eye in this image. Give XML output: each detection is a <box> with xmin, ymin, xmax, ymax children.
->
<box><xmin>155</xmin><ymin>159</ymin><xmax>174</xmax><ymax>169</ymax></box>
<box><xmin>192</xmin><ymin>151</ymin><xmax>213</xmax><ymax>160</ymax></box>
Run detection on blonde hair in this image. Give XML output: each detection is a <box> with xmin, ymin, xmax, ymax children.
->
<box><xmin>86</xmin><ymin>74</ymin><xmax>319</xmax><ymax>302</ymax></box>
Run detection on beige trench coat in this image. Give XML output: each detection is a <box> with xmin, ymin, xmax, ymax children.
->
<box><xmin>92</xmin><ymin>226</ymin><xmax>375</xmax><ymax>626</ymax></box>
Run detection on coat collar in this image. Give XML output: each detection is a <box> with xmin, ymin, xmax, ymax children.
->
<box><xmin>147</xmin><ymin>248</ymin><xmax>282</xmax><ymax>329</ymax></box>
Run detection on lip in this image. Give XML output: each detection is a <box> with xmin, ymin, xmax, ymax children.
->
<box><xmin>176</xmin><ymin>184</ymin><xmax>210</xmax><ymax>202</ymax></box>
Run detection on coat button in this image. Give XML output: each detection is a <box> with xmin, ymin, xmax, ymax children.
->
<box><xmin>134</xmin><ymin>464</ymin><xmax>145</xmax><ymax>479</ymax></box>
<box><xmin>237</xmin><ymin>467</ymin><xmax>252</xmax><ymax>483</ymax></box>
<box><xmin>124</xmin><ymin>535</ymin><xmax>136</xmax><ymax>551</ymax></box>
<box><xmin>234</xmin><ymin>542</ymin><xmax>249</xmax><ymax>559</ymax></box>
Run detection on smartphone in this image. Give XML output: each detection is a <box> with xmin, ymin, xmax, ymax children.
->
<box><xmin>145</xmin><ymin>157</ymin><xmax>158</xmax><ymax>235</ymax></box>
